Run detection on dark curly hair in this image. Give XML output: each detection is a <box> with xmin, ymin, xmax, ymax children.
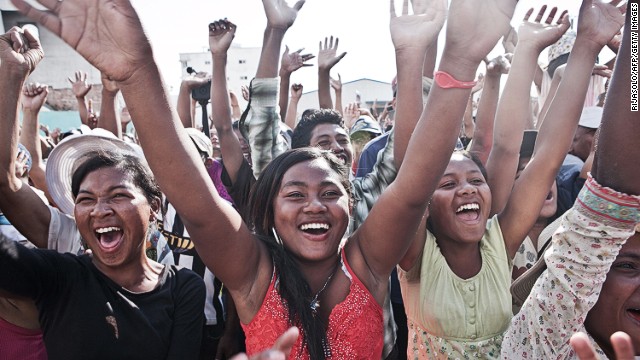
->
<box><xmin>291</xmin><ymin>109</ymin><xmax>346</xmax><ymax>149</ymax></box>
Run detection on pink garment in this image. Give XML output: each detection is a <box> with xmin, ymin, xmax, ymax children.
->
<box><xmin>0</xmin><ymin>316</ymin><xmax>47</xmax><ymax>360</ymax></box>
<box><xmin>242</xmin><ymin>251</ymin><xmax>383</xmax><ymax>359</ymax></box>
<box><xmin>206</xmin><ymin>158</ymin><xmax>234</xmax><ymax>204</ymax></box>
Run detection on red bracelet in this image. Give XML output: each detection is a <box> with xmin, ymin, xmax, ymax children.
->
<box><xmin>434</xmin><ymin>71</ymin><xmax>477</xmax><ymax>89</ymax></box>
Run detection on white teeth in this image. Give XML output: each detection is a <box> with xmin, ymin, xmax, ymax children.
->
<box><xmin>456</xmin><ymin>203</ymin><xmax>480</xmax><ymax>213</ymax></box>
<box><xmin>95</xmin><ymin>227</ymin><xmax>122</xmax><ymax>234</ymax></box>
<box><xmin>300</xmin><ymin>223</ymin><xmax>330</xmax><ymax>231</ymax></box>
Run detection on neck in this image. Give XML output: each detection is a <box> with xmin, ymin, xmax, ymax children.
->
<box><xmin>93</xmin><ymin>253</ymin><xmax>163</xmax><ymax>293</ymax></box>
<box><xmin>296</xmin><ymin>254</ymin><xmax>341</xmax><ymax>294</ymax></box>
<box><xmin>435</xmin><ymin>236</ymin><xmax>482</xmax><ymax>279</ymax></box>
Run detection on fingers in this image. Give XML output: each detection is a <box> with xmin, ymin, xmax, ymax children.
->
<box><xmin>390</xmin><ymin>0</ymin><xmax>397</xmax><ymax>18</ymax></box>
<box><xmin>402</xmin><ymin>0</ymin><xmax>409</xmax><ymax>16</ymax></box>
<box><xmin>545</xmin><ymin>7</ymin><xmax>558</xmax><ymax>24</ymax></box>
<box><xmin>11</xmin><ymin>0</ymin><xmax>62</xmax><ymax>37</ymax></box>
<box><xmin>293</xmin><ymin>0</ymin><xmax>305</xmax><ymax>11</ymax></box>
<box><xmin>535</xmin><ymin>5</ymin><xmax>547</xmax><ymax>22</ymax></box>
<box><xmin>570</xmin><ymin>332</ymin><xmax>599</xmax><ymax>360</ymax></box>
<box><xmin>271</xmin><ymin>327</ymin><xmax>299</xmax><ymax>356</ymax></box>
<box><xmin>610</xmin><ymin>332</ymin><xmax>635</xmax><ymax>360</ymax></box>
<box><xmin>523</xmin><ymin>8</ymin><xmax>534</xmax><ymax>21</ymax></box>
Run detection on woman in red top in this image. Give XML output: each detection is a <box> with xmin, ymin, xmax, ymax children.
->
<box><xmin>11</xmin><ymin>0</ymin><xmax>517</xmax><ymax>357</ymax></box>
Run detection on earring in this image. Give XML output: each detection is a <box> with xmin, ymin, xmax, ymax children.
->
<box><xmin>272</xmin><ymin>227</ymin><xmax>283</xmax><ymax>245</ymax></box>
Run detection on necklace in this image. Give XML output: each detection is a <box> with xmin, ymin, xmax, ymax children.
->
<box><xmin>309</xmin><ymin>263</ymin><xmax>339</xmax><ymax>315</ymax></box>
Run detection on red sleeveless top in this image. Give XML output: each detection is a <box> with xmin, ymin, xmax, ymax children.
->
<box><xmin>241</xmin><ymin>251</ymin><xmax>383</xmax><ymax>359</ymax></box>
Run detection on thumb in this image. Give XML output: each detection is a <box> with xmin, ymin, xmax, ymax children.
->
<box><xmin>293</xmin><ymin>0</ymin><xmax>305</xmax><ymax>11</ymax></box>
<box><xmin>272</xmin><ymin>327</ymin><xmax>299</xmax><ymax>357</ymax></box>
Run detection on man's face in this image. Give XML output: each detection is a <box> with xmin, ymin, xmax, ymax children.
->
<box><xmin>569</xmin><ymin>126</ymin><xmax>595</xmax><ymax>162</ymax></box>
<box><xmin>308</xmin><ymin>123</ymin><xmax>353</xmax><ymax>166</ymax></box>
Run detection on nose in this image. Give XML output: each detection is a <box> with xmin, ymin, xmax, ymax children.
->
<box><xmin>90</xmin><ymin>199</ymin><xmax>114</xmax><ymax>218</ymax></box>
<box><xmin>330</xmin><ymin>140</ymin><xmax>344</xmax><ymax>154</ymax></box>
<box><xmin>458</xmin><ymin>181</ymin><xmax>477</xmax><ymax>196</ymax></box>
<box><xmin>303</xmin><ymin>196</ymin><xmax>327</xmax><ymax>213</ymax></box>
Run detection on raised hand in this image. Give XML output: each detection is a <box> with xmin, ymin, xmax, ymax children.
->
<box><xmin>576</xmin><ymin>0</ymin><xmax>626</xmax><ymax>47</ymax></box>
<box><xmin>241</xmin><ymin>85</ymin><xmax>250</xmax><ymax>101</ymax></box>
<box><xmin>390</xmin><ymin>0</ymin><xmax>447</xmax><ymax>51</ymax></box>
<box><xmin>291</xmin><ymin>83</ymin><xmax>303</xmax><ymax>99</ymax></box>
<box><xmin>444</xmin><ymin>0</ymin><xmax>518</xmax><ymax>65</ymax></box>
<box><xmin>0</xmin><ymin>26</ymin><xmax>44</xmax><ymax>76</ymax></box>
<box><xmin>518</xmin><ymin>6</ymin><xmax>570</xmax><ymax>52</ymax></box>
<box><xmin>343</xmin><ymin>102</ymin><xmax>360</xmax><ymax>128</ymax></box>
<box><xmin>21</xmin><ymin>82</ymin><xmax>49</xmax><ymax>112</ymax></box>
<box><xmin>329</xmin><ymin>74</ymin><xmax>342</xmax><ymax>92</ymax></box>
<box><xmin>280</xmin><ymin>46</ymin><xmax>314</xmax><ymax>75</ymax></box>
<box><xmin>68</xmin><ymin>71</ymin><xmax>93</xmax><ymax>98</ymax></box>
<box><xmin>209</xmin><ymin>19</ymin><xmax>236</xmax><ymax>56</ymax></box>
<box><xmin>317</xmin><ymin>36</ymin><xmax>346</xmax><ymax>71</ymax></box>
<box><xmin>263</xmin><ymin>0</ymin><xmax>305</xmax><ymax>30</ymax></box>
<box><xmin>12</xmin><ymin>0</ymin><xmax>153</xmax><ymax>83</ymax></box>
<box><xmin>485</xmin><ymin>53</ymin><xmax>513</xmax><ymax>76</ymax></box>
<box><xmin>571</xmin><ymin>332</ymin><xmax>635</xmax><ymax>360</ymax></box>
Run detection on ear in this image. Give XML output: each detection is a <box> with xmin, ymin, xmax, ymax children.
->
<box><xmin>204</xmin><ymin>157</ymin><xmax>214</xmax><ymax>169</ymax></box>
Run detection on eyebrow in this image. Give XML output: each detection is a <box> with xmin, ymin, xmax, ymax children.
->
<box><xmin>615</xmin><ymin>253</ymin><xmax>640</xmax><ymax>261</ymax></box>
<box><xmin>281</xmin><ymin>180</ymin><xmax>341</xmax><ymax>189</ymax></box>
<box><xmin>77</xmin><ymin>184</ymin><xmax>131</xmax><ymax>195</ymax></box>
<box><xmin>441</xmin><ymin>169</ymin><xmax>483</xmax><ymax>178</ymax></box>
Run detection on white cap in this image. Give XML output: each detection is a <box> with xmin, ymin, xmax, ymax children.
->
<box><xmin>578</xmin><ymin>106</ymin><xmax>603</xmax><ymax>129</ymax></box>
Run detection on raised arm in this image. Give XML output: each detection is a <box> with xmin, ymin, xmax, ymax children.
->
<box><xmin>486</xmin><ymin>6</ymin><xmax>569</xmax><ymax>217</ymax></box>
<box><xmin>19</xmin><ymin>82</ymin><xmax>50</xmax><ymax>197</ymax></box>
<box><xmin>278</xmin><ymin>46</ymin><xmax>313</xmax><ymax>120</ymax></box>
<box><xmin>468</xmin><ymin>54</ymin><xmax>511</xmax><ymax>164</ymax></box>
<box><xmin>98</xmin><ymin>73</ymin><xmax>122</xmax><ymax>138</ymax></box>
<box><xmin>284</xmin><ymin>83</ymin><xmax>303</xmax><ymax>129</ymax></box>
<box><xmin>317</xmin><ymin>36</ymin><xmax>346</xmax><ymax>109</ymax></box>
<box><xmin>176</xmin><ymin>74</ymin><xmax>210</xmax><ymax>128</ymax></box>
<box><xmin>498</xmin><ymin>0</ymin><xmax>626</xmax><ymax>258</ymax></box>
<box><xmin>209</xmin><ymin>19</ymin><xmax>246</xmax><ymax>184</ymax></box>
<box><xmin>241</xmin><ymin>0</ymin><xmax>304</xmax><ymax>178</ymax></box>
<box><xmin>391</xmin><ymin>0</ymin><xmax>446</xmax><ymax>170</ymax></box>
<box><xmin>67</xmin><ymin>70</ymin><xmax>92</xmax><ymax>126</ymax></box>
<box><xmin>353</xmin><ymin>0</ymin><xmax>517</xmax><ymax>281</ymax></box>
<box><xmin>0</xmin><ymin>27</ymin><xmax>50</xmax><ymax>249</ymax></box>
<box><xmin>592</xmin><ymin>2</ymin><xmax>638</xmax><ymax>193</ymax></box>
<box><xmin>330</xmin><ymin>74</ymin><xmax>343</xmax><ymax>114</ymax></box>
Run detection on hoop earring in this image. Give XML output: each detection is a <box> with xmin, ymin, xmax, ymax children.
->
<box><xmin>272</xmin><ymin>227</ymin><xmax>283</xmax><ymax>245</ymax></box>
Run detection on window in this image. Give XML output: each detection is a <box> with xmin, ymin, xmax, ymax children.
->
<box><xmin>204</xmin><ymin>61</ymin><xmax>211</xmax><ymax>65</ymax></box>
<box><xmin>240</xmin><ymin>76</ymin><xmax>248</xmax><ymax>80</ymax></box>
<box><xmin>239</xmin><ymin>59</ymin><xmax>246</xmax><ymax>64</ymax></box>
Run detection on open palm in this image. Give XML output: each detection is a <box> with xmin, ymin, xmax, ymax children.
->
<box><xmin>390</xmin><ymin>0</ymin><xmax>447</xmax><ymax>51</ymax></box>
<box><xmin>518</xmin><ymin>6</ymin><xmax>570</xmax><ymax>52</ymax></box>
<box><xmin>577</xmin><ymin>0</ymin><xmax>626</xmax><ymax>47</ymax></box>
<box><xmin>12</xmin><ymin>0</ymin><xmax>152</xmax><ymax>82</ymax></box>
<box><xmin>263</xmin><ymin>0</ymin><xmax>305</xmax><ymax>30</ymax></box>
<box><xmin>445</xmin><ymin>0</ymin><xmax>518</xmax><ymax>63</ymax></box>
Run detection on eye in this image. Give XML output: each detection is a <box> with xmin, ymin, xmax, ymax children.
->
<box><xmin>323</xmin><ymin>190</ymin><xmax>341</xmax><ymax>198</ymax></box>
<box><xmin>439</xmin><ymin>181</ymin><xmax>455</xmax><ymax>189</ymax></box>
<box><xmin>470</xmin><ymin>178</ymin><xmax>485</xmax><ymax>185</ymax></box>
<box><xmin>75</xmin><ymin>196</ymin><xmax>93</xmax><ymax>204</ymax></box>
<box><xmin>614</xmin><ymin>262</ymin><xmax>638</xmax><ymax>271</ymax></box>
<box><xmin>317</xmin><ymin>141</ymin><xmax>330</xmax><ymax>148</ymax></box>
<box><xmin>338</xmin><ymin>138</ymin><xmax>350</xmax><ymax>145</ymax></box>
<box><xmin>285</xmin><ymin>192</ymin><xmax>304</xmax><ymax>199</ymax></box>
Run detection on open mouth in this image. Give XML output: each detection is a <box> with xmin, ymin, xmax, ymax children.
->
<box><xmin>95</xmin><ymin>227</ymin><xmax>124</xmax><ymax>251</ymax></box>
<box><xmin>545</xmin><ymin>191</ymin><xmax>554</xmax><ymax>201</ymax></box>
<box><xmin>628</xmin><ymin>308</ymin><xmax>640</xmax><ymax>323</ymax></box>
<box><xmin>455</xmin><ymin>203</ymin><xmax>480</xmax><ymax>222</ymax></box>
<box><xmin>299</xmin><ymin>223</ymin><xmax>330</xmax><ymax>236</ymax></box>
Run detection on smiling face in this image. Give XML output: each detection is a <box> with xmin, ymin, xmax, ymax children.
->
<box><xmin>74</xmin><ymin>167</ymin><xmax>158</xmax><ymax>271</ymax></box>
<box><xmin>273</xmin><ymin>159</ymin><xmax>350</xmax><ymax>264</ymax></box>
<box><xmin>585</xmin><ymin>233</ymin><xmax>640</xmax><ymax>356</ymax></box>
<box><xmin>428</xmin><ymin>154</ymin><xmax>492</xmax><ymax>244</ymax></box>
<box><xmin>309</xmin><ymin>124</ymin><xmax>353</xmax><ymax>167</ymax></box>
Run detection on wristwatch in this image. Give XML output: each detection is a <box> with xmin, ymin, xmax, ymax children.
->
<box><xmin>434</xmin><ymin>71</ymin><xmax>477</xmax><ymax>89</ymax></box>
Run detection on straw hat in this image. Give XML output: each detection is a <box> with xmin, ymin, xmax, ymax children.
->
<box><xmin>45</xmin><ymin>128</ymin><xmax>141</xmax><ymax>216</ymax></box>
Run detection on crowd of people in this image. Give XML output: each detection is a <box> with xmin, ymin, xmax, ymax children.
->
<box><xmin>0</xmin><ymin>0</ymin><xmax>638</xmax><ymax>359</ymax></box>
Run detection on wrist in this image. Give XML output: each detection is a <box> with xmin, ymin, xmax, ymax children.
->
<box><xmin>573</xmin><ymin>36</ymin><xmax>605</xmax><ymax>55</ymax></box>
<box><xmin>438</xmin><ymin>52</ymin><xmax>479</xmax><ymax>82</ymax></box>
<box><xmin>434</xmin><ymin>71</ymin><xmax>477</xmax><ymax>89</ymax></box>
<box><xmin>102</xmin><ymin>89</ymin><xmax>118</xmax><ymax>98</ymax></box>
